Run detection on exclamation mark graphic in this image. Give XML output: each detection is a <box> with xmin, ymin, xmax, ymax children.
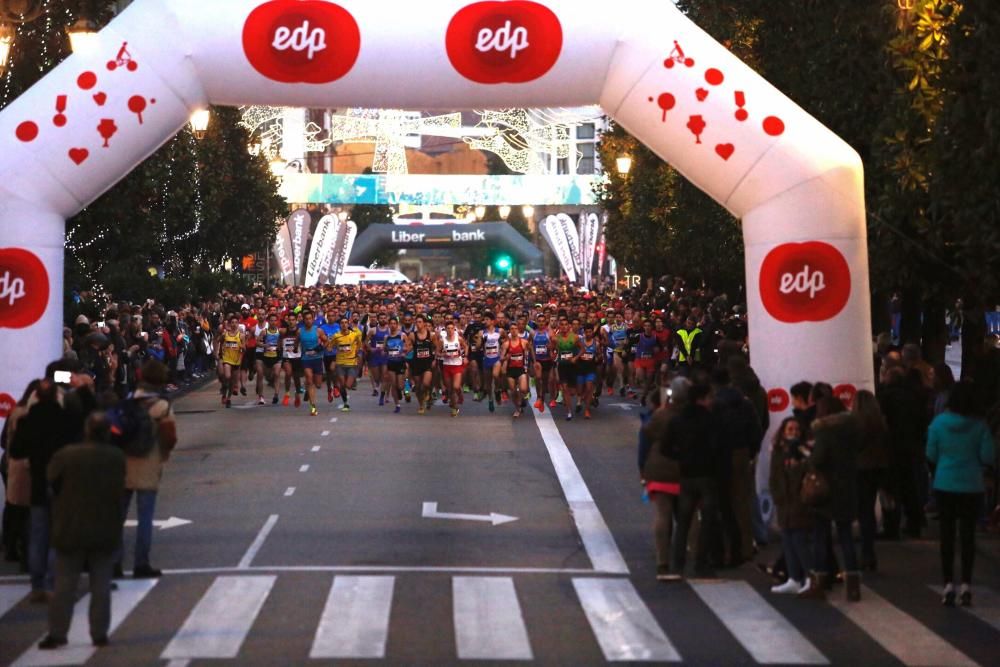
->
<box><xmin>734</xmin><ymin>91</ymin><xmax>748</xmax><ymax>122</ymax></box>
<box><xmin>53</xmin><ymin>95</ymin><xmax>68</xmax><ymax>127</ymax></box>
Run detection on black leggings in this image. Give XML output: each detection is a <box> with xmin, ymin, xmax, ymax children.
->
<box><xmin>937</xmin><ymin>490</ymin><xmax>981</xmax><ymax>585</ymax></box>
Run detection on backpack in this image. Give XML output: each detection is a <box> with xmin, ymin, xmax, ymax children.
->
<box><xmin>108</xmin><ymin>395</ymin><xmax>158</xmax><ymax>457</ymax></box>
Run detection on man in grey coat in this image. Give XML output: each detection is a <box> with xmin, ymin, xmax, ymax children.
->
<box><xmin>38</xmin><ymin>413</ymin><xmax>126</xmax><ymax>650</ymax></box>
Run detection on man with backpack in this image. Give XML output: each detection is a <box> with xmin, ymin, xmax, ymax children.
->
<box><xmin>113</xmin><ymin>359</ymin><xmax>177</xmax><ymax>578</ymax></box>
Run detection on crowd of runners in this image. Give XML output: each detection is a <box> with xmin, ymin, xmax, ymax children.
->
<box><xmin>211</xmin><ymin>277</ymin><xmax>742</xmax><ymax>419</ymax></box>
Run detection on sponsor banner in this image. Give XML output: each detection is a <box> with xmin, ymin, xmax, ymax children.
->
<box><xmin>286</xmin><ymin>208</ymin><xmax>311</xmax><ymax>286</ymax></box>
<box><xmin>272</xmin><ymin>222</ymin><xmax>295</xmax><ymax>285</ymax></box>
<box><xmin>305</xmin><ymin>214</ymin><xmax>340</xmax><ymax>287</ymax></box>
<box><xmin>758</xmin><ymin>241</ymin><xmax>851</xmax><ymax>323</ymax></box>
<box><xmin>596</xmin><ymin>219</ymin><xmax>607</xmax><ymax>279</ymax></box>
<box><xmin>579</xmin><ymin>212</ymin><xmax>601</xmax><ymax>289</ymax></box>
<box><xmin>553</xmin><ymin>213</ymin><xmax>582</xmax><ymax>281</ymax></box>
<box><xmin>540</xmin><ymin>215</ymin><xmax>577</xmax><ymax>283</ymax></box>
<box><xmin>279</xmin><ymin>173</ymin><xmax>599</xmax><ymax>206</ymax></box>
<box><xmin>329</xmin><ymin>220</ymin><xmax>358</xmax><ymax>283</ymax></box>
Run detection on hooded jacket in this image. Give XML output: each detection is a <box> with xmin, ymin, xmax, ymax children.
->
<box><xmin>926</xmin><ymin>412</ymin><xmax>995</xmax><ymax>494</ymax></box>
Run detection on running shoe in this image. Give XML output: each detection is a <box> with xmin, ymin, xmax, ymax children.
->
<box><xmin>394</xmin><ymin>405</ymin><xmax>401</xmax><ymax>414</ymax></box>
<box><xmin>341</xmin><ymin>404</ymin><xmax>351</xmax><ymax>412</ymax></box>
<box><xmin>282</xmin><ymin>394</ymin><xmax>290</xmax><ymax>406</ymax></box>
<box><xmin>576</xmin><ymin>403</ymin><xmax>583</xmax><ymax>414</ymax></box>
<box><xmin>225</xmin><ymin>399</ymin><xmax>232</xmax><ymax>408</ymax></box>
<box><xmin>451</xmin><ymin>407</ymin><xmax>459</xmax><ymax>418</ymax></box>
<box><xmin>378</xmin><ymin>393</ymin><xmax>385</xmax><ymax>407</ymax></box>
<box><xmin>294</xmin><ymin>394</ymin><xmax>302</xmax><ymax>408</ymax></box>
<box><xmin>534</xmin><ymin>399</ymin><xmax>544</xmax><ymax>412</ymax></box>
<box><xmin>607</xmin><ymin>387</ymin><xmax>614</xmax><ymax>396</ymax></box>
<box><xmin>327</xmin><ymin>388</ymin><xmax>334</xmax><ymax>403</ymax></box>
<box><xmin>513</xmin><ymin>410</ymin><xmax>521</xmax><ymax>419</ymax></box>
<box><xmin>272</xmin><ymin>395</ymin><xmax>279</xmax><ymax>405</ymax></box>
<box><xmin>418</xmin><ymin>406</ymin><xmax>425</xmax><ymax>415</ymax></box>
<box><xmin>549</xmin><ymin>399</ymin><xmax>557</xmax><ymax>408</ymax></box>
<box><xmin>371</xmin><ymin>389</ymin><xmax>378</xmax><ymax>397</ymax></box>
<box><xmin>258</xmin><ymin>396</ymin><xmax>265</xmax><ymax>405</ymax></box>
<box><xmin>584</xmin><ymin>409</ymin><xmax>592</xmax><ymax>420</ymax></box>
<box><xmin>221</xmin><ymin>394</ymin><xmax>227</xmax><ymax>406</ymax></box>
<box><xmin>310</xmin><ymin>405</ymin><xmax>318</xmax><ymax>416</ymax></box>
<box><xmin>240</xmin><ymin>387</ymin><xmax>247</xmax><ymax>396</ymax></box>
<box><xmin>619</xmin><ymin>387</ymin><xmax>626</xmax><ymax>397</ymax></box>
<box><xmin>565</xmin><ymin>412</ymin><xmax>572</xmax><ymax>421</ymax></box>
<box><xmin>333</xmin><ymin>387</ymin><xmax>340</xmax><ymax>398</ymax></box>
<box><xmin>489</xmin><ymin>400</ymin><xmax>495</xmax><ymax>413</ymax></box>
<box><xmin>502</xmin><ymin>391</ymin><xmax>509</xmax><ymax>403</ymax></box>
<box><xmin>298</xmin><ymin>386</ymin><xmax>305</xmax><ymax>394</ymax></box>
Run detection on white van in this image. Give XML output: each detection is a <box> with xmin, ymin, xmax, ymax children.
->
<box><xmin>335</xmin><ymin>266</ymin><xmax>411</xmax><ymax>286</ymax></box>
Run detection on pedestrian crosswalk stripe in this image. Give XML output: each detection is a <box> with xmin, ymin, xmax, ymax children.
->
<box><xmin>13</xmin><ymin>579</ymin><xmax>157</xmax><ymax>667</ymax></box>
<box><xmin>0</xmin><ymin>584</ymin><xmax>29</xmax><ymax>619</ymax></box>
<box><xmin>310</xmin><ymin>576</ymin><xmax>395</xmax><ymax>659</ymax></box>
<box><xmin>830</xmin><ymin>585</ymin><xmax>978</xmax><ymax>667</ymax></box>
<box><xmin>453</xmin><ymin>577</ymin><xmax>533</xmax><ymax>660</ymax></box>
<box><xmin>161</xmin><ymin>575</ymin><xmax>275</xmax><ymax>660</ymax></box>
<box><xmin>573</xmin><ymin>578</ymin><xmax>680</xmax><ymax>662</ymax></box>
<box><xmin>690</xmin><ymin>580</ymin><xmax>828</xmax><ymax>664</ymax></box>
<box><xmin>930</xmin><ymin>585</ymin><xmax>1000</xmax><ymax>634</ymax></box>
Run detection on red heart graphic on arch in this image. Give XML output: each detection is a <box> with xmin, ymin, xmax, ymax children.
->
<box><xmin>695</xmin><ymin>87</ymin><xmax>708</xmax><ymax>101</ymax></box>
<box><xmin>0</xmin><ymin>247</ymin><xmax>50</xmax><ymax>329</ymax></box>
<box><xmin>446</xmin><ymin>0</ymin><xmax>563</xmax><ymax>84</ymax></box>
<box><xmin>68</xmin><ymin>148</ymin><xmax>89</xmax><ymax>165</ymax></box>
<box><xmin>242</xmin><ymin>0</ymin><xmax>361</xmax><ymax>84</ymax></box>
<box><xmin>93</xmin><ymin>92</ymin><xmax>107</xmax><ymax>106</ymax></box>
<box><xmin>715</xmin><ymin>143</ymin><xmax>734</xmax><ymax>160</ymax></box>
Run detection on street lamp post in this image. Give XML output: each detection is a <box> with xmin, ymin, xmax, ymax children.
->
<box><xmin>616</xmin><ymin>155</ymin><xmax>633</xmax><ymax>176</ymax></box>
<box><xmin>499</xmin><ymin>205</ymin><xmax>511</xmax><ymax>220</ymax></box>
<box><xmin>65</xmin><ymin>5</ymin><xmax>99</xmax><ymax>55</ymax></box>
<box><xmin>189</xmin><ymin>108</ymin><xmax>210</xmax><ymax>140</ymax></box>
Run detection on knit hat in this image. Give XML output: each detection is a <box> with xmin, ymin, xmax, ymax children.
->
<box><xmin>74</xmin><ymin>314</ymin><xmax>89</xmax><ymax>325</ymax></box>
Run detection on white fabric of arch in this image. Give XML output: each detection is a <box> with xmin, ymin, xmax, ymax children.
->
<box><xmin>0</xmin><ymin>0</ymin><xmax>872</xmax><ymax>505</ymax></box>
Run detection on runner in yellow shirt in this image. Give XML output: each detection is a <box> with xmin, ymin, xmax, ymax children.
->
<box><xmin>329</xmin><ymin>316</ymin><xmax>362</xmax><ymax>412</ymax></box>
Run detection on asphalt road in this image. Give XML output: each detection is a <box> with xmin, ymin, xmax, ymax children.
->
<box><xmin>1</xmin><ymin>378</ymin><xmax>998</xmax><ymax>666</ymax></box>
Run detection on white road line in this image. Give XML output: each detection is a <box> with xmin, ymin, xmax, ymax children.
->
<box><xmin>237</xmin><ymin>514</ymin><xmax>279</xmax><ymax>569</ymax></box>
<box><xmin>0</xmin><ymin>584</ymin><xmax>29</xmax><ymax>619</ymax></box>
<box><xmin>453</xmin><ymin>577</ymin><xmax>533</xmax><ymax>660</ymax></box>
<box><xmin>573</xmin><ymin>578</ymin><xmax>680</xmax><ymax>662</ymax></box>
<box><xmin>311</xmin><ymin>445</ymin><xmax>321</xmax><ymax>452</ymax></box>
<box><xmin>321</xmin><ymin>430</ymin><xmax>330</xmax><ymax>436</ymax></box>
<box><xmin>166</xmin><ymin>661</ymin><xmax>190</xmax><ymax>667</ymax></box>
<box><xmin>830</xmin><ymin>585</ymin><xmax>978</xmax><ymax>667</ymax></box>
<box><xmin>13</xmin><ymin>580</ymin><xmax>157</xmax><ymax>667</ymax></box>
<box><xmin>299</xmin><ymin>464</ymin><xmax>310</xmax><ymax>473</ymax></box>
<box><xmin>329</xmin><ymin>417</ymin><xmax>338</xmax><ymax>423</ymax></box>
<box><xmin>930</xmin><ymin>585</ymin><xmax>1000</xmax><ymax>633</ymax></box>
<box><xmin>284</xmin><ymin>487</ymin><xmax>296</xmax><ymax>497</ymax></box>
<box><xmin>310</xmin><ymin>576</ymin><xmax>395</xmax><ymax>659</ymax></box>
<box><xmin>690</xmin><ymin>580</ymin><xmax>827</xmax><ymax>664</ymax></box>
<box><xmin>161</xmin><ymin>565</ymin><xmax>599</xmax><ymax>576</ymax></box>
<box><xmin>530</xmin><ymin>405</ymin><xmax>628</xmax><ymax>574</ymax></box>
<box><xmin>161</xmin><ymin>576</ymin><xmax>275</xmax><ymax>660</ymax></box>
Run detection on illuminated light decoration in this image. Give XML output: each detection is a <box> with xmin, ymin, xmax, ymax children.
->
<box><xmin>322</xmin><ymin>108</ymin><xmax>463</xmax><ymax>174</ymax></box>
<box><xmin>189</xmin><ymin>108</ymin><xmax>210</xmax><ymax>140</ymax></box>
<box><xmin>0</xmin><ymin>22</ymin><xmax>13</xmax><ymax>79</ymax></box>
<box><xmin>465</xmin><ymin>107</ymin><xmax>602</xmax><ymax>175</ymax></box>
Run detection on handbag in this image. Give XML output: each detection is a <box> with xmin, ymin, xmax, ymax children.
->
<box><xmin>5</xmin><ymin>457</ymin><xmax>31</xmax><ymax>506</ymax></box>
<box><xmin>800</xmin><ymin>469</ymin><xmax>830</xmax><ymax>506</ymax></box>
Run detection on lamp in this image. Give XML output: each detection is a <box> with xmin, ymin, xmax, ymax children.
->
<box><xmin>66</xmin><ymin>12</ymin><xmax>99</xmax><ymax>55</ymax></box>
<box><xmin>616</xmin><ymin>155</ymin><xmax>633</xmax><ymax>176</ymax></box>
<box><xmin>499</xmin><ymin>205</ymin><xmax>511</xmax><ymax>220</ymax></box>
<box><xmin>0</xmin><ymin>22</ymin><xmax>13</xmax><ymax>79</ymax></box>
<box><xmin>474</xmin><ymin>205</ymin><xmax>486</xmax><ymax>220</ymax></box>
<box><xmin>522</xmin><ymin>205</ymin><xmax>534</xmax><ymax>219</ymax></box>
<box><xmin>269</xmin><ymin>157</ymin><xmax>287</xmax><ymax>176</ymax></box>
<box><xmin>189</xmin><ymin>108</ymin><xmax>210</xmax><ymax>140</ymax></box>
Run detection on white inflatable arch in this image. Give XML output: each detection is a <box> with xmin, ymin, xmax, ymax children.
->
<box><xmin>0</xmin><ymin>0</ymin><xmax>872</xmax><ymax>449</ymax></box>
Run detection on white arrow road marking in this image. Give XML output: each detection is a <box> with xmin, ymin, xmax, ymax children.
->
<box><xmin>422</xmin><ymin>502</ymin><xmax>518</xmax><ymax>526</ymax></box>
<box><xmin>124</xmin><ymin>516</ymin><xmax>192</xmax><ymax>530</ymax></box>
<box><xmin>608</xmin><ymin>402</ymin><xmax>634</xmax><ymax>411</ymax></box>
<box><xmin>321</xmin><ymin>430</ymin><xmax>330</xmax><ymax>436</ymax></box>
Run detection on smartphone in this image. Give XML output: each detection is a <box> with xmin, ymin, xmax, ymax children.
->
<box><xmin>54</xmin><ymin>370</ymin><xmax>72</xmax><ymax>385</ymax></box>
<box><xmin>97</xmin><ymin>321</ymin><xmax>106</xmax><ymax>328</ymax></box>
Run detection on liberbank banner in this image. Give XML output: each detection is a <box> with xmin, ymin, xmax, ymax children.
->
<box><xmin>279</xmin><ymin>174</ymin><xmax>599</xmax><ymax>206</ymax></box>
<box><xmin>350</xmin><ymin>223</ymin><xmax>543</xmax><ymax>267</ymax></box>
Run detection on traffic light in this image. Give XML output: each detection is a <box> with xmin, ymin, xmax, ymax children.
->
<box><xmin>495</xmin><ymin>255</ymin><xmax>512</xmax><ymax>271</ymax></box>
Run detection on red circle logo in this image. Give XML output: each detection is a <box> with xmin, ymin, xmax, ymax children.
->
<box><xmin>834</xmin><ymin>383</ymin><xmax>857</xmax><ymax>408</ymax></box>
<box><xmin>0</xmin><ymin>393</ymin><xmax>14</xmax><ymax>419</ymax></box>
<box><xmin>446</xmin><ymin>1</ymin><xmax>563</xmax><ymax>84</ymax></box>
<box><xmin>0</xmin><ymin>248</ymin><xmax>49</xmax><ymax>329</ymax></box>
<box><xmin>759</xmin><ymin>242</ymin><xmax>851</xmax><ymax>323</ymax></box>
<box><xmin>767</xmin><ymin>388</ymin><xmax>790</xmax><ymax>412</ymax></box>
<box><xmin>242</xmin><ymin>0</ymin><xmax>361</xmax><ymax>84</ymax></box>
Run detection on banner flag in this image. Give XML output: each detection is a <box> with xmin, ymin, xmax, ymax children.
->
<box><xmin>272</xmin><ymin>220</ymin><xmax>295</xmax><ymax>286</ymax></box>
<box><xmin>286</xmin><ymin>208</ymin><xmax>310</xmax><ymax>286</ymax></box>
<box><xmin>541</xmin><ymin>215</ymin><xmax>577</xmax><ymax>283</ymax></box>
<box><xmin>305</xmin><ymin>214</ymin><xmax>340</xmax><ymax>287</ymax></box>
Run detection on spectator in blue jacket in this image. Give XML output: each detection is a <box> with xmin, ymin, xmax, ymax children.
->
<box><xmin>926</xmin><ymin>381</ymin><xmax>996</xmax><ymax>608</ymax></box>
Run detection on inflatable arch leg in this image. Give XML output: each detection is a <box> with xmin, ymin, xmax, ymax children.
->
<box><xmin>0</xmin><ymin>0</ymin><xmax>873</xmax><ymax>506</ymax></box>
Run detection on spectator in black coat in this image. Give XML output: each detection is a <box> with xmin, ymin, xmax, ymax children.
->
<box><xmin>879</xmin><ymin>366</ymin><xmax>931</xmax><ymax>538</ymax></box>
